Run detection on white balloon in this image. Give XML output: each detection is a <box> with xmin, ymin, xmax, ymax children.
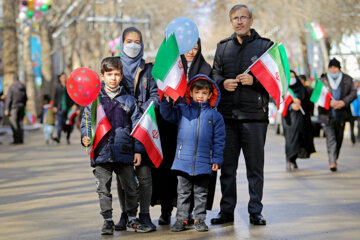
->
<box><xmin>19</xmin><ymin>12</ymin><xmax>27</xmax><ymax>20</ymax></box>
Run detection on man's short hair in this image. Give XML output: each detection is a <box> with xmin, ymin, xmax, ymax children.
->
<box><xmin>190</xmin><ymin>79</ymin><xmax>213</xmax><ymax>93</ymax></box>
<box><xmin>229</xmin><ymin>4</ymin><xmax>252</xmax><ymax>20</ymax></box>
<box><xmin>100</xmin><ymin>57</ymin><xmax>123</xmax><ymax>74</ymax></box>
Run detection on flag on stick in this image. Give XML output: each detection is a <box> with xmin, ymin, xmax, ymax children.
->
<box><xmin>279</xmin><ymin>88</ymin><xmax>296</xmax><ymax>117</ymax></box>
<box><xmin>25</xmin><ymin>110</ymin><xmax>36</xmax><ymax>125</ymax></box>
<box><xmin>246</xmin><ymin>43</ymin><xmax>286</xmax><ymax>109</ymax></box>
<box><xmin>152</xmin><ymin>34</ymin><xmax>187</xmax><ymax>101</ymax></box>
<box><xmin>310</xmin><ymin>73</ymin><xmax>332</xmax><ymax>110</ymax></box>
<box><xmin>65</xmin><ymin>108</ymin><xmax>77</xmax><ymax>125</ymax></box>
<box><xmin>131</xmin><ymin>102</ymin><xmax>163</xmax><ymax>168</ymax></box>
<box><xmin>306</xmin><ymin>22</ymin><xmax>326</xmax><ymax>41</ymax></box>
<box><xmin>88</xmin><ymin>98</ymin><xmax>112</xmax><ymax>160</ymax></box>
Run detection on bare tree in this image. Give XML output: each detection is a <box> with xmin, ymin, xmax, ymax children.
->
<box><xmin>2</xmin><ymin>0</ymin><xmax>18</xmax><ymax>95</ymax></box>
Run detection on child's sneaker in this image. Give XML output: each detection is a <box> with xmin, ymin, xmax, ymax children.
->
<box><xmin>170</xmin><ymin>220</ymin><xmax>187</xmax><ymax>232</ymax></box>
<box><xmin>126</xmin><ymin>218</ymin><xmax>152</xmax><ymax>233</ymax></box>
<box><xmin>194</xmin><ymin>219</ymin><xmax>208</xmax><ymax>232</ymax></box>
<box><xmin>101</xmin><ymin>220</ymin><xmax>114</xmax><ymax>235</ymax></box>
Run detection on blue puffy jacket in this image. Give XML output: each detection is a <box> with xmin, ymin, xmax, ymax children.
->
<box><xmin>160</xmin><ymin>74</ymin><xmax>226</xmax><ymax>176</ymax></box>
<box><xmin>80</xmin><ymin>85</ymin><xmax>144</xmax><ymax>167</ymax></box>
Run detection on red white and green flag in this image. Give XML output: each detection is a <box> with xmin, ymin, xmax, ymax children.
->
<box><xmin>25</xmin><ymin>110</ymin><xmax>36</xmax><ymax>125</ymax></box>
<box><xmin>310</xmin><ymin>73</ymin><xmax>332</xmax><ymax>110</ymax></box>
<box><xmin>248</xmin><ymin>43</ymin><xmax>287</xmax><ymax>109</ymax></box>
<box><xmin>131</xmin><ymin>101</ymin><xmax>163</xmax><ymax>168</ymax></box>
<box><xmin>152</xmin><ymin>34</ymin><xmax>187</xmax><ymax>101</ymax></box>
<box><xmin>279</xmin><ymin>88</ymin><xmax>296</xmax><ymax>117</ymax></box>
<box><xmin>89</xmin><ymin>98</ymin><xmax>112</xmax><ymax>160</ymax></box>
<box><xmin>66</xmin><ymin>108</ymin><xmax>77</xmax><ymax>125</ymax></box>
<box><xmin>306</xmin><ymin>22</ymin><xmax>326</xmax><ymax>41</ymax></box>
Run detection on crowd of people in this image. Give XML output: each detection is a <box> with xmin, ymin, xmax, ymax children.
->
<box><xmin>1</xmin><ymin>3</ymin><xmax>359</xmax><ymax>236</ymax></box>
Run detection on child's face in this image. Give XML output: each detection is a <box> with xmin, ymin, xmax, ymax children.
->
<box><xmin>190</xmin><ymin>87</ymin><xmax>212</xmax><ymax>103</ymax></box>
<box><xmin>101</xmin><ymin>69</ymin><xmax>122</xmax><ymax>90</ymax></box>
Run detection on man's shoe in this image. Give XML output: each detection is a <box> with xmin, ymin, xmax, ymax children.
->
<box><xmin>115</xmin><ymin>212</ymin><xmax>127</xmax><ymax>231</ymax></box>
<box><xmin>329</xmin><ymin>163</ymin><xmax>337</xmax><ymax>172</ymax></box>
<box><xmin>249</xmin><ymin>214</ymin><xmax>266</xmax><ymax>225</ymax></box>
<box><xmin>158</xmin><ymin>213</ymin><xmax>171</xmax><ymax>225</ymax></box>
<box><xmin>139</xmin><ymin>213</ymin><xmax>156</xmax><ymax>231</ymax></box>
<box><xmin>184</xmin><ymin>214</ymin><xmax>194</xmax><ymax>229</ymax></box>
<box><xmin>194</xmin><ymin>219</ymin><xmax>208</xmax><ymax>232</ymax></box>
<box><xmin>101</xmin><ymin>220</ymin><xmax>114</xmax><ymax>235</ymax></box>
<box><xmin>126</xmin><ymin>218</ymin><xmax>152</xmax><ymax>233</ymax></box>
<box><xmin>210</xmin><ymin>213</ymin><xmax>234</xmax><ymax>225</ymax></box>
<box><xmin>170</xmin><ymin>220</ymin><xmax>187</xmax><ymax>232</ymax></box>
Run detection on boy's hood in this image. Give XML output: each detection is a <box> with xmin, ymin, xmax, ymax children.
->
<box><xmin>184</xmin><ymin>74</ymin><xmax>221</xmax><ymax>107</ymax></box>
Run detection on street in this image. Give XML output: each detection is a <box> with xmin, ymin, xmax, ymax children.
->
<box><xmin>0</xmin><ymin>125</ymin><xmax>360</xmax><ymax>240</ymax></box>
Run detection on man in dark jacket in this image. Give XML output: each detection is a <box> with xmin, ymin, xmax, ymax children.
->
<box><xmin>210</xmin><ymin>4</ymin><xmax>273</xmax><ymax>226</ymax></box>
<box><xmin>4</xmin><ymin>75</ymin><xmax>27</xmax><ymax>144</ymax></box>
<box><xmin>318</xmin><ymin>58</ymin><xmax>357</xmax><ymax>172</ymax></box>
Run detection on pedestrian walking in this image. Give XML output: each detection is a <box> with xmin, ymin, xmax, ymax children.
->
<box><xmin>41</xmin><ymin>94</ymin><xmax>55</xmax><ymax>145</ymax></box>
<box><xmin>350</xmin><ymin>80</ymin><xmax>360</xmax><ymax>144</ymax></box>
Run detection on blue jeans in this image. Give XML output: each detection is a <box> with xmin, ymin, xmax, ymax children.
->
<box><xmin>43</xmin><ymin>124</ymin><xmax>54</xmax><ymax>141</ymax></box>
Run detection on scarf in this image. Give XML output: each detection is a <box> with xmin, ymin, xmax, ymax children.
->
<box><xmin>327</xmin><ymin>72</ymin><xmax>343</xmax><ymax>90</ymax></box>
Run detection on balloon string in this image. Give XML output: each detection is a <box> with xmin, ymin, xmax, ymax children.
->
<box><xmin>85</xmin><ymin>107</ymin><xmax>88</xmax><ymax>152</ymax></box>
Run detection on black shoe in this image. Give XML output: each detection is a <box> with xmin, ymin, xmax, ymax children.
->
<box><xmin>101</xmin><ymin>220</ymin><xmax>114</xmax><ymax>235</ymax></box>
<box><xmin>194</xmin><ymin>219</ymin><xmax>208</xmax><ymax>232</ymax></box>
<box><xmin>185</xmin><ymin>214</ymin><xmax>194</xmax><ymax>229</ymax></box>
<box><xmin>139</xmin><ymin>213</ymin><xmax>156</xmax><ymax>231</ymax></box>
<box><xmin>210</xmin><ymin>213</ymin><xmax>234</xmax><ymax>225</ymax></box>
<box><xmin>249</xmin><ymin>214</ymin><xmax>266</xmax><ymax>225</ymax></box>
<box><xmin>170</xmin><ymin>219</ymin><xmax>187</xmax><ymax>232</ymax></box>
<box><xmin>158</xmin><ymin>213</ymin><xmax>171</xmax><ymax>225</ymax></box>
<box><xmin>115</xmin><ymin>212</ymin><xmax>127</xmax><ymax>231</ymax></box>
<box><xmin>126</xmin><ymin>218</ymin><xmax>152</xmax><ymax>233</ymax></box>
<box><xmin>52</xmin><ymin>137</ymin><xmax>60</xmax><ymax>143</ymax></box>
<box><xmin>67</xmin><ymin>139</ymin><xmax>70</xmax><ymax>145</ymax></box>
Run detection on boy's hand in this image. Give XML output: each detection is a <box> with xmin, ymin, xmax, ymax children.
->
<box><xmin>82</xmin><ymin>136</ymin><xmax>91</xmax><ymax>147</ymax></box>
<box><xmin>212</xmin><ymin>163</ymin><xmax>219</xmax><ymax>171</ymax></box>
<box><xmin>133</xmin><ymin>153</ymin><xmax>142</xmax><ymax>166</ymax></box>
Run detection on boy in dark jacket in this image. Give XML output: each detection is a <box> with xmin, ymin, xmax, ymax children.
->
<box><xmin>80</xmin><ymin>57</ymin><xmax>152</xmax><ymax>235</ymax></box>
<box><xmin>160</xmin><ymin>74</ymin><xmax>226</xmax><ymax>232</ymax></box>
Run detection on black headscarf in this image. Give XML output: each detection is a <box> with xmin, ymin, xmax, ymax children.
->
<box><xmin>180</xmin><ymin>38</ymin><xmax>212</xmax><ymax>80</ymax></box>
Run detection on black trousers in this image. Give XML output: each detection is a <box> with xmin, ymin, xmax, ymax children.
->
<box><xmin>219</xmin><ymin>120</ymin><xmax>267</xmax><ymax>215</ymax></box>
<box><xmin>9</xmin><ymin>108</ymin><xmax>25</xmax><ymax>143</ymax></box>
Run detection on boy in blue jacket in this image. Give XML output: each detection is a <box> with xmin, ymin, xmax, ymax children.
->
<box><xmin>160</xmin><ymin>74</ymin><xmax>226</xmax><ymax>232</ymax></box>
<box><xmin>80</xmin><ymin>57</ymin><xmax>152</xmax><ymax>235</ymax></box>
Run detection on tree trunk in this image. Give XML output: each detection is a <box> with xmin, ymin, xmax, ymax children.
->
<box><xmin>23</xmin><ymin>25</ymin><xmax>37</xmax><ymax>119</ymax></box>
<box><xmin>40</xmin><ymin>19</ymin><xmax>55</xmax><ymax>97</ymax></box>
<box><xmin>2</xmin><ymin>0</ymin><xmax>18</xmax><ymax>95</ymax></box>
<box><xmin>65</xmin><ymin>22</ymin><xmax>77</xmax><ymax>74</ymax></box>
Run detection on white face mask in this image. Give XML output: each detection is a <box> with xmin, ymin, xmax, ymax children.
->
<box><xmin>123</xmin><ymin>43</ymin><xmax>141</xmax><ymax>58</ymax></box>
<box><xmin>289</xmin><ymin>77</ymin><xmax>297</xmax><ymax>86</ymax></box>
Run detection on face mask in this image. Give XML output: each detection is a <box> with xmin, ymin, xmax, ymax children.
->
<box><xmin>289</xmin><ymin>77</ymin><xmax>297</xmax><ymax>86</ymax></box>
<box><xmin>328</xmin><ymin>72</ymin><xmax>340</xmax><ymax>79</ymax></box>
<box><xmin>105</xmin><ymin>83</ymin><xmax>119</xmax><ymax>92</ymax></box>
<box><xmin>123</xmin><ymin>43</ymin><xmax>141</xmax><ymax>58</ymax></box>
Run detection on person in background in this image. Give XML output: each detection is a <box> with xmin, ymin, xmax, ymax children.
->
<box><xmin>53</xmin><ymin>72</ymin><xmax>77</xmax><ymax>144</ymax></box>
<box><xmin>318</xmin><ymin>58</ymin><xmax>356</xmax><ymax>171</ymax></box>
<box><xmin>282</xmin><ymin>70</ymin><xmax>315</xmax><ymax>171</ymax></box>
<box><xmin>350</xmin><ymin>80</ymin><xmax>360</xmax><ymax>144</ymax></box>
<box><xmin>42</xmin><ymin>94</ymin><xmax>55</xmax><ymax>145</ymax></box>
<box><xmin>4</xmin><ymin>75</ymin><xmax>27</xmax><ymax>144</ymax></box>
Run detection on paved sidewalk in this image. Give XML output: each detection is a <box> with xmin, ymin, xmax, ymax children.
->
<box><xmin>0</xmin><ymin>126</ymin><xmax>360</xmax><ymax>240</ymax></box>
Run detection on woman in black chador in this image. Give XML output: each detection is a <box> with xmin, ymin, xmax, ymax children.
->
<box><xmin>282</xmin><ymin>70</ymin><xmax>316</xmax><ymax>171</ymax></box>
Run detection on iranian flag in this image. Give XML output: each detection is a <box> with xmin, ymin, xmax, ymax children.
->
<box><xmin>310</xmin><ymin>74</ymin><xmax>332</xmax><ymax>110</ymax></box>
<box><xmin>131</xmin><ymin>102</ymin><xmax>163</xmax><ymax>168</ymax></box>
<box><xmin>279</xmin><ymin>88</ymin><xmax>295</xmax><ymax>117</ymax></box>
<box><xmin>152</xmin><ymin>34</ymin><xmax>187</xmax><ymax>101</ymax></box>
<box><xmin>248</xmin><ymin>43</ymin><xmax>286</xmax><ymax>109</ymax></box>
<box><xmin>306</xmin><ymin>22</ymin><xmax>326</xmax><ymax>41</ymax></box>
<box><xmin>25</xmin><ymin>110</ymin><xmax>36</xmax><ymax>125</ymax></box>
<box><xmin>66</xmin><ymin>108</ymin><xmax>77</xmax><ymax>125</ymax></box>
<box><xmin>88</xmin><ymin>98</ymin><xmax>112</xmax><ymax>160</ymax></box>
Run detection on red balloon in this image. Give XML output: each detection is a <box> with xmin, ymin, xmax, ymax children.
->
<box><xmin>66</xmin><ymin>67</ymin><xmax>101</xmax><ymax>106</ymax></box>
